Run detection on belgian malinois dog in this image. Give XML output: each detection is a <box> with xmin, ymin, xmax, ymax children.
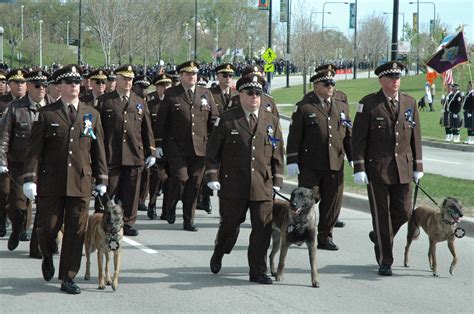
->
<box><xmin>404</xmin><ymin>197</ymin><xmax>463</xmax><ymax>277</ymax></box>
<box><xmin>269</xmin><ymin>187</ymin><xmax>319</xmax><ymax>288</ymax></box>
<box><xmin>84</xmin><ymin>196</ymin><xmax>124</xmax><ymax>290</ymax></box>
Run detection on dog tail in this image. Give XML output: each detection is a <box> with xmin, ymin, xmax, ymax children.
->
<box><xmin>407</xmin><ymin>211</ymin><xmax>421</xmax><ymax>240</ymax></box>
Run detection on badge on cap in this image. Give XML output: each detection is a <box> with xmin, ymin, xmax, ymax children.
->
<box><xmin>190</xmin><ymin>62</ymin><xmax>195</xmax><ymax>67</ymax></box>
<box><xmin>393</xmin><ymin>63</ymin><xmax>398</xmax><ymax>69</ymax></box>
<box><xmin>38</xmin><ymin>71</ymin><xmax>42</xmax><ymax>76</ymax></box>
<box><xmin>128</xmin><ymin>65</ymin><xmax>132</xmax><ymax>71</ymax></box>
<box><xmin>17</xmin><ymin>70</ymin><xmax>22</xmax><ymax>75</ymax></box>
<box><xmin>252</xmin><ymin>76</ymin><xmax>258</xmax><ymax>83</ymax></box>
<box><xmin>71</xmin><ymin>66</ymin><xmax>77</xmax><ymax>73</ymax></box>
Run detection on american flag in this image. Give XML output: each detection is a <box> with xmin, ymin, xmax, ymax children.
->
<box><xmin>441</xmin><ymin>69</ymin><xmax>453</xmax><ymax>87</ymax></box>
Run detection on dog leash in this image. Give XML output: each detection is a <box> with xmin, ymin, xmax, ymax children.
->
<box><xmin>273</xmin><ymin>189</ymin><xmax>291</xmax><ymax>203</ymax></box>
<box><xmin>413</xmin><ymin>180</ymin><xmax>440</xmax><ymax>209</ymax></box>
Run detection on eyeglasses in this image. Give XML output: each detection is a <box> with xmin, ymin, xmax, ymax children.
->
<box><xmin>94</xmin><ymin>80</ymin><xmax>107</xmax><ymax>85</ymax></box>
<box><xmin>62</xmin><ymin>78</ymin><xmax>82</xmax><ymax>85</ymax></box>
<box><xmin>322</xmin><ymin>81</ymin><xmax>335</xmax><ymax>87</ymax></box>
<box><xmin>34</xmin><ymin>83</ymin><xmax>48</xmax><ymax>89</ymax></box>
<box><xmin>221</xmin><ymin>74</ymin><xmax>233</xmax><ymax>78</ymax></box>
<box><xmin>245</xmin><ymin>90</ymin><xmax>262</xmax><ymax>97</ymax></box>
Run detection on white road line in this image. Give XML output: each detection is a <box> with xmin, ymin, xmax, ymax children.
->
<box><xmin>423</xmin><ymin>158</ymin><xmax>461</xmax><ymax>165</ymax></box>
<box><xmin>122</xmin><ymin>237</ymin><xmax>158</xmax><ymax>254</ymax></box>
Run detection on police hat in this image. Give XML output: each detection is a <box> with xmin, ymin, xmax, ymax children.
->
<box><xmin>176</xmin><ymin>61</ymin><xmax>200</xmax><ymax>73</ymax></box>
<box><xmin>452</xmin><ymin>83</ymin><xmax>460</xmax><ymax>89</ymax></box>
<box><xmin>310</xmin><ymin>69</ymin><xmax>336</xmax><ymax>84</ymax></box>
<box><xmin>216</xmin><ymin>63</ymin><xmax>235</xmax><ymax>74</ymax></box>
<box><xmin>107</xmin><ymin>69</ymin><xmax>116</xmax><ymax>81</ymax></box>
<box><xmin>197</xmin><ymin>75</ymin><xmax>209</xmax><ymax>87</ymax></box>
<box><xmin>115</xmin><ymin>64</ymin><xmax>136</xmax><ymax>78</ymax></box>
<box><xmin>53</xmin><ymin>64</ymin><xmax>82</xmax><ymax>83</ymax></box>
<box><xmin>133</xmin><ymin>75</ymin><xmax>151</xmax><ymax>87</ymax></box>
<box><xmin>6</xmin><ymin>69</ymin><xmax>27</xmax><ymax>82</ymax></box>
<box><xmin>82</xmin><ymin>68</ymin><xmax>91</xmax><ymax>78</ymax></box>
<box><xmin>236</xmin><ymin>74</ymin><xmax>265</xmax><ymax>92</ymax></box>
<box><xmin>315</xmin><ymin>63</ymin><xmax>337</xmax><ymax>73</ymax></box>
<box><xmin>152</xmin><ymin>73</ymin><xmax>172</xmax><ymax>86</ymax></box>
<box><xmin>89</xmin><ymin>69</ymin><xmax>109</xmax><ymax>81</ymax></box>
<box><xmin>241</xmin><ymin>65</ymin><xmax>263</xmax><ymax>77</ymax></box>
<box><xmin>374</xmin><ymin>61</ymin><xmax>405</xmax><ymax>78</ymax></box>
<box><xmin>24</xmin><ymin>69</ymin><xmax>50</xmax><ymax>83</ymax></box>
<box><xmin>166</xmin><ymin>70</ymin><xmax>180</xmax><ymax>82</ymax></box>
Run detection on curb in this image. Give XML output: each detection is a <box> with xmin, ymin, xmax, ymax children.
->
<box><xmin>281</xmin><ymin>179</ymin><xmax>474</xmax><ymax>238</ymax></box>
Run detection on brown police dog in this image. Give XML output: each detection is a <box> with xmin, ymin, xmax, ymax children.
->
<box><xmin>84</xmin><ymin>196</ymin><xmax>124</xmax><ymax>290</ymax></box>
<box><xmin>404</xmin><ymin>197</ymin><xmax>463</xmax><ymax>277</ymax></box>
<box><xmin>269</xmin><ymin>187</ymin><xmax>319</xmax><ymax>288</ymax></box>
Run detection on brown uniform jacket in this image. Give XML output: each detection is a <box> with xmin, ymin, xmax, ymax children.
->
<box><xmin>0</xmin><ymin>94</ymin><xmax>14</xmax><ymax>119</ymax></box>
<box><xmin>23</xmin><ymin>100</ymin><xmax>108</xmax><ymax>197</ymax></box>
<box><xmin>147</xmin><ymin>96</ymin><xmax>164</xmax><ymax>148</ymax></box>
<box><xmin>205</xmin><ymin>106</ymin><xmax>285</xmax><ymax>201</ymax></box>
<box><xmin>209</xmin><ymin>85</ymin><xmax>238</xmax><ymax>114</ymax></box>
<box><xmin>227</xmin><ymin>93</ymin><xmax>279</xmax><ymax>116</ymax></box>
<box><xmin>0</xmin><ymin>96</ymin><xmax>49</xmax><ymax>165</ymax></box>
<box><xmin>156</xmin><ymin>85</ymin><xmax>218</xmax><ymax>157</ymax></box>
<box><xmin>96</xmin><ymin>91</ymin><xmax>155</xmax><ymax>167</ymax></box>
<box><xmin>286</xmin><ymin>92</ymin><xmax>352</xmax><ymax>171</ymax></box>
<box><xmin>352</xmin><ymin>89</ymin><xmax>423</xmax><ymax>185</ymax></box>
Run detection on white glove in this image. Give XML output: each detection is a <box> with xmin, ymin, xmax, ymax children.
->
<box><xmin>0</xmin><ymin>166</ymin><xmax>8</xmax><ymax>173</ymax></box>
<box><xmin>413</xmin><ymin>171</ymin><xmax>424</xmax><ymax>183</ymax></box>
<box><xmin>354</xmin><ymin>171</ymin><xmax>369</xmax><ymax>185</ymax></box>
<box><xmin>467</xmin><ymin>113</ymin><xmax>472</xmax><ymax>118</ymax></box>
<box><xmin>273</xmin><ymin>186</ymin><xmax>281</xmax><ymax>192</ymax></box>
<box><xmin>156</xmin><ymin>147</ymin><xmax>164</xmax><ymax>159</ymax></box>
<box><xmin>453</xmin><ymin>114</ymin><xmax>458</xmax><ymax>118</ymax></box>
<box><xmin>145</xmin><ymin>156</ymin><xmax>156</xmax><ymax>168</ymax></box>
<box><xmin>207</xmin><ymin>181</ymin><xmax>221</xmax><ymax>191</ymax></box>
<box><xmin>287</xmin><ymin>163</ymin><xmax>300</xmax><ymax>176</ymax></box>
<box><xmin>349</xmin><ymin>161</ymin><xmax>354</xmax><ymax>168</ymax></box>
<box><xmin>96</xmin><ymin>184</ymin><xmax>107</xmax><ymax>196</ymax></box>
<box><xmin>23</xmin><ymin>182</ymin><xmax>37</xmax><ymax>201</ymax></box>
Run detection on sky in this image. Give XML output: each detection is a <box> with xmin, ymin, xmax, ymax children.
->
<box><xmin>274</xmin><ymin>0</ymin><xmax>474</xmax><ymax>44</ymax></box>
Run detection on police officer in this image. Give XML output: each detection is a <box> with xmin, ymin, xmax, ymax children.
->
<box><xmin>0</xmin><ymin>70</ymin><xmax>50</xmax><ymax>256</ymax></box>
<box><xmin>444</xmin><ymin>83</ymin><xmax>463</xmax><ymax>143</ymax></box>
<box><xmin>96</xmin><ymin>64</ymin><xmax>156</xmax><ymax>236</ymax></box>
<box><xmin>156</xmin><ymin>61</ymin><xmax>218</xmax><ymax>231</ymax></box>
<box><xmin>286</xmin><ymin>69</ymin><xmax>352</xmax><ymax>251</ymax></box>
<box><xmin>105</xmin><ymin>70</ymin><xmax>116</xmax><ymax>93</ymax></box>
<box><xmin>79</xmin><ymin>69</ymin><xmax>108</xmax><ymax>107</ymax></box>
<box><xmin>206</xmin><ymin>74</ymin><xmax>284</xmax><ymax>284</ymax></box>
<box><xmin>352</xmin><ymin>61</ymin><xmax>423</xmax><ymax>276</ymax></box>
<box><xmin>0</xmin><ymin>70</ymin><xmax>7</xmax><ymax>95</ymax></box>
<box><xmin>46</xmin><ymin>76</ymin><xmax>61</xmax><ymax>103</ymax></box>
<box><xmin>132</xmin><ymin>75</ymin><xmax>152</xmax><ymax>100</ymax></box>
<box><xmin>463</xmin><ymin>81</ymin><xmax>474</xmax><ymax>144</ymax></box>
<box><xmin>146</xmin><ymin>73</ymin><xmax>172</xmax><ymax>220</ymax></box>
<box><xmin>0</xmin><ymin>69</ymin><xmax>27</xmax><ymax>238</ymax></box>
<box><xmin>23</xmin><ymin>64</ymin><xmax>108</xmax><ymax>294</ymax></box>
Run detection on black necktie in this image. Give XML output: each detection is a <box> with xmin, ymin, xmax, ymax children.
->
<box><xmin>188</xmin><ymin>89</ymin><xmax>194</xmax><ymax>103</ymax></box>
<box><xmin>68</xmin><ymin>104</ymin><xmax>77</xmax><ymax>124</ymax></box>
<box><xmin>249</xmin><ymin>113</ymin><xmax>257</xmax><ymax>132</ymax></box>
<box><xmin>324</xmin><ymin>99</ymin><xmax>331</xmax><ymax>114</ymax></box>
<box><xmin>122</xmin><ymin>95</ymin><xmax>128</xmax><ymax>104</ymax></box>
<box><xmin>390</xmin><ymin>99</ymin><xmax>398</xmax><ymax>115</ymax></box>
<box><xmin>35</xmin><ymin>103</ymin><xmax>41</xmax><ymax>111</ymax></box>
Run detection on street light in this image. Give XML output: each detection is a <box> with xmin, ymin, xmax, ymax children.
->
<box><xmin>383</xmin><ymin>12</ymin><xmax>405</xmax><ymax>39</ymax></box>
<box><xmin>39</xmin><ymin>20</ymin><xmax>43</xmax><ymax>68</ymax></box>
<box><xmin>0</xmin><ymin>27</ymin><xmax>4</xmax><ymax>63</ymax></box>
<box><xmin>248</xmin><ymin>36</ymin><xmax>252</xmax><ymax>61</ymax></box>
<box><xmin>409</xmin><ymin>1</ymin><xmax>436</xmax><ymax>37</ymax></box>
<box><xmin>215</xmin><ymin>17</ymin><xmax>219</xmax><ymax>53</ymax></box>
<box><xmin>322</xmin><ymin>2</ymin><xmax>348</xmax><ymax>40</ymax></box>
<box><xmin>310</xmin><ymin>11</ymin><xmax>331</xmax><ymax>33</ymax></box>
<box><xmin>66</xmin><ymin>20</ymin><xmax>70</xmax><ymax>46</ymax></box>
<box><xmin>21</xmin><ymin>5</ymin><xmax>24</xmax><ymax>41</ymax></box>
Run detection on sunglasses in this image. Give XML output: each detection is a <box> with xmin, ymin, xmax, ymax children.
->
<box><xmin>94</xmin><ymin>80</ymin><xmax>107</xmax><ymax>85</ymax></box>
<box><xmin>322</xmin><ymin>81</ymin><xmax>335</xmax><ymax>87</ymax></box>
<box><xmin>34</xmin><ymin>83</ymin><xmax>48</xmax><ymax>88</ymax></box>
<box><xmin>245</xmin><ymin>90</ymin><xmax>262</xmax><ymax>97</ymax></box>
<box><xmin>221</xmin><ymin>74</ymin><xmax>233</xmax><ymax>78</ymax></box>
<box><xmin>62</xmin><ymin>78</ymin><xmax>82</xmax><ymax>85</ymax></box>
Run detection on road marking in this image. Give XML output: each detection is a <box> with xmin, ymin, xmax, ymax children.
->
<box><xmin>123</xmin><ymin>237</ymin><xmax>158</xmax><ymax>254</ymax></box>
<box><xmin>424</xmin><ymin>158</ymin><xmax>461</xmax><ymax>165</ymax></box>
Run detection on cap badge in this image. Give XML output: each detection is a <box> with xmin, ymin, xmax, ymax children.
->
<box><xmin>127</xmin><ymin>65</ymin><xmax>132</xmax><ymax>71</ymax></box>
<box><xmin>38</xmin><ymin>71</ymin><xmax>42</xmax><ymax>76</ymax></box>
<box><xmin>393</xmin><ymin>63</ymin><xmax>397</xmax><ymax>69</ymax></box>
<box><xmin>17</xmin><ymin>70</ymin><xmax>22</xmax><ymax>75</ymax></box>
<box><xmin>71</xmin><ymin>66</ymin><xmax>77</xmax><ymax>73</ymax></box>
<box><xmin>190</xmin><ymin>62</ymin><xmax>194</xmax><ymax>67</ymax></box>
<box><xmin>328</xmin><ymin>65</ymin><xmax>333</xmax><ymax>70</ymax></box>
<box><xmin>252</xmin><ymin>76</ymin><xmax>258</xmax><ymax>83</ymax></box>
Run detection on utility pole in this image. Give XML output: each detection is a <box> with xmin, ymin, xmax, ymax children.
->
<box><xmin>353</xmin><ymin>0</ymin><xmax>357</xmax><ymax>79</ymax></box>
<box><xmin>267</xmin><ymin>0</ymin><xmax>272</xmax><ymax>86</ymax></box>
<box><xmin>194</xmin><ymin>0</ymin><xmax>198</xmax><ymax>60</ymax></box>
<box><xmin>286</xmin><ymin>0</ymin><xmax>291</xmax><ymax>88</ymax></box>
<box><xmin>391</xmin><ymin>0</ymin><xmax>399</xmax><ymax>61</ymax></box>
<box><xmin>78</xmin><ymin>0</ymin><xmax>82</xmax><ymax>65</ymax></box>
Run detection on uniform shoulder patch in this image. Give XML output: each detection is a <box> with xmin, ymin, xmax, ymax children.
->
<box><xmin>214</xmin><ymin>117</ymin><xmax>220</xmax><ymax>127</ymax></box>
<box><xmin>356</xmin><ymin>103</ymin><xmax>364</xmax><ymax>113</ymax></box>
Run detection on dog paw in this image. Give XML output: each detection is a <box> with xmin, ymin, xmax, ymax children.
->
<box><xmin>432</xmin><ymin>272</ymin><xmax>439</xmax><ymax>277</ymax></box>
<box><xmin>98</xmin><ymin>285</ymin><xmax>106</xmax><ymax>290</ymax></box>
<box><xmin>106</xmin><ymin>279</ymin><xmax>112</xmax><ymax>285</ymax></box>
<box><xmin>403</xmin><ymin>263</ymin><xmax>409</xmax><ymax>268</ymax></box>
<box><xmin>270</xmin><ymin>270</ymin><xmax>276</xmax><ymax>277</ymax></box>
<box><xmin>449</xmin><ymin>267</ymin><xmax>454</xmax><ymax>275</ymax></box>
<box><xmin>312</xmin><ymin>281</ymin><xmax>320</xmax><ymax>288</ymax></box>
<box><xmin>275</xmin><ymin>274</ymin><xmax>283</xmax><ymax>282</ymax></box>
<box><xmin>112</xmin><ymin>284</ymin><xmax>117</xmax><ymax>291</ymax></box>
<box><xmin>84</xmin><ymin>275</ymin><xmax>90</xmax><ymax>281</ymax></box>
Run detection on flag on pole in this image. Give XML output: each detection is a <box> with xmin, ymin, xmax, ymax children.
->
<box><xmin>441</xmin><ymin>69</ymin><xmax>454</xmax><ymax>87</ymax></box>
<box><xmin>425</xmin><ymin>31</ymin><xmax>469</xmax><ymax>73</ymax></box>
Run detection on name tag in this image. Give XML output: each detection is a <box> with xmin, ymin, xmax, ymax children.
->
<box><xmin>106</xmin><ymin>108</ymin><xmax>113</xmax><ymax>112</ymax></box>
<box><xmin>376</xmin><ymin>117</ymin><xmax>384</xmax><ymax>121</ymax></box>
<box><xmin>230</xmin><ymin>129</ymin><xmax>239</xmax><ymax>135</ymax></box>
<box><xmin>309</xmin><ymin>113</ymin><xmax>317</xmax><ymax>118</ymax></box>
<box><xmin>174</xmin><ymin>103</ymin><xmax>181</xmax><ymax>107</ymax></box>
<box><xmin>51</xmin><ymin>123</ymin><xmax>59</xmax><ymax>127</ymax></box>
<box><xmin>20</xmin><ymin>123</ymin><xmax>28</xmax><ymax>127</ymax></box>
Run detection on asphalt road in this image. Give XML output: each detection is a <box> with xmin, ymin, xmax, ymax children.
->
<box><xmin>1</xmin><ymin>197</ymin><xmax>472</xmax><ymax>312</ymax></box>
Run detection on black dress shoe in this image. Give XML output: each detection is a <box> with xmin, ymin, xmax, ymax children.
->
<box><xmin>183</xmin><ymin>223</ymin><xmax>198</xmax><ymax>232</ymax></box>
<box><xmin>138</xmin><ymin>203</ymin><xmax>148</xmax><ymax>211</ymax></box>
<box><xmin>61</xmin><ymin>279</ymin><xmax>81</xmax><ymax>294</ymax></box>
<box><xmin>378</xmin><ymin>265</ymin><xmax>393</xmax><ymax>276</ymax></box>
<box><xmin>369</xmin><ymin>231</ymin><xmax>376</xmax><ymax>244</ymax></box>
<box><xmin>210</xmin><ymin>252</ymin><xmax>223</xmax><ymax>274</ymax></box>
<box><xmin>0</xmin><ymin>217</ymin><xmax>6</xmax><ymax>237</ymax></box>
<box><xmin>147</xmin><ymin>207</ymin><xmax>157</xmax><ymax>220</ymax></box>
<box><xmin>42</xmin><ymin>256</ymin><xmax>55</xmax><ymax>281</ymax></box>
<box><xmin>249</xmin><ymin>274</ymin><xmax>273</xmax><ymax>284</ymax></box>
<box><xmin>167</xmin><ymin>216</ymin><xmax>176</xmax><ymax>224</ymax></box>
<box><xmin>123</xmin><ymin>224</ymin><xmax>139</xmax><ymax>236</ymax></box>
<box><xmin>317</xmin><ymin>240</ymin><xmax>339</xmax><ymax>251</ymax></box>
<box><xmin>334</xmin><ymin>219</ymin><xmax>346</xmax><ymax>228</ymax></box>
<box><xmin>19</xmin><ymin>231</ymin><xmax>31</xmax><ymax>241</ymax></box>
<box><xmin>159</xmin><ymin>213</ymin><xmax>167</xmax><ymax>220</ymax></box>
<box><xmin>8</xmin><ymin>232</ymin><xmax>20</xmax><ymax>251</ymax></box>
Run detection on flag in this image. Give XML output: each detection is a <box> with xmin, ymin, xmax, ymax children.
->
<box><xmin>441</xmin><ymin>69</ymin><xmax>453</xmax><ymax>87</ymax></box>
<box><xmin>425</xmin><ymin>31</ymin><xmax>469</xmax><ymax>73</ymax></box>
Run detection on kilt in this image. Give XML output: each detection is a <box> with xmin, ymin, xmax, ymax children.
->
<box><xmin>441</xmin><ymin>111</ymin><xmax>450</xmax><ymax>127</ymax></box>
<box><xmin>464</xmin><ymin>112</ymin><xmax>474</xmax><ymax>129</ymax></box>
<box><xmin>449</xmin><ymin>112</ymin><xmax>463</xmax><ymax>129</ymax></box>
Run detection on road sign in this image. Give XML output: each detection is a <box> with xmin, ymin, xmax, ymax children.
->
<box><xmin>264</xmin><ymin>64</ymin><xmax>275</xmax><ymax>73</ymax></box>
<box><xmin>262</xmin><ymin>47</ymin><xmax>277</xmax><ymax>63</ymax></box>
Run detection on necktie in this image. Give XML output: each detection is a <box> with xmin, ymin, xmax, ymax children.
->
<box><xmin>35</xmin><ymin>103</ymin><xmax>41</xmax><ymax>111</ymax></box>
<box><xmin>68</xmin><ymin>104</ymin><xmax>77</xmax><ymax>124</ymax></box>
<box><xmin>324</xmin><ymin>99</ymin><xmax>331</xmax><ymax>114</ymax></box>
<box><xmin>188</xmin><ymin>89</ymin><xmax>194</xmax><ymax>103</ymax></box>
<box><xmin>122</xmin><ymin>95</ymin><xmax>128</xmax><ymax>104</ymax></box>
<box><xmin>249</xmin><ymin>113</ymin><xmax>257</xmax><ymax>132</ymax></box>
<box><xmin>390</xmin><ymin>99</ymin><xmax>398</xmax><ymax>115</ymax></box>
<box><xmin>224</xmin><ymin>93</ymin><xmax>230</xmax><ymax>104</ymax></box>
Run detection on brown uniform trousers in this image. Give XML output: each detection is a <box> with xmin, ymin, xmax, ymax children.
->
<box><xmin>352</xmin><ymin>90</ymin><xmax>423</xmax><ymax>266</ymax></box>
<box><xmin>97</xmin><ymin>91</ymin><xmax>155</xmax><ymax>225</ymax></box>
<box><xmin>24</xmin><ymin>101</ymin><xmax>108</xmax><ymax>280</ymax></box>
<box><xmin>0</xmin><ymin>97</ymin><xmax>49</xmax><ymax>254</ymax></box>
<box><xmin>206</xmin><ymin>106</ymin><xmax>284</xmax><ymax>276</ymax></box>
<box><xmin>156</xmin><ymin>85</ymin><xmax>218</xmax><ymax>225</ymax></box>
<box><xmin>286</xmin><ymin>92</ymin><xmax>352</xmax><ymax>243</ymax></box>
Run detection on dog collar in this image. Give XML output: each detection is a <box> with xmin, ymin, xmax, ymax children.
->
<box><xmin>106</xmin><ymin>233</ymin><xmax>121</xmax><ymax>251</ymax></box>
<box><xmin>454</xmin><ymin>227</ymin><xmax>465</xmax><ymax>238</ymax></box>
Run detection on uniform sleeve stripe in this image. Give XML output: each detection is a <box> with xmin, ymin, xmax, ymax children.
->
<box><xmin>274</xmin><ymin>174</ymin><xmax>284</xmax><ymax>178</ymax></box>
<box><xmin>98</xmin><ymin>174</ymin><xmax>108</xmax><ymax>179</ymax></box>
<box><xmin>353</xmin><ymin>160</ymin><xmax>365</xmax><ymax>165</ymax></box>
<box><xmin>23</xmin><ymin>172</ymin><xmax>36</xmax><ymax>177</ymax></box>
<box><xmin>205</xmin><ymin>169</ymin><xmax>218</xmax><ymax>174</ymax></box>
<box><xmin>287</xmin><ymin>153</ymin><xmax>298</xmax><ymax>157</ymax></box>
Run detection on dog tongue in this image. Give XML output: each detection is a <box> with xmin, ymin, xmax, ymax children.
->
<box><xmin>295</xmin><ymin>207</ymin><xmax>302</xmax><ymax>215</ymax></box>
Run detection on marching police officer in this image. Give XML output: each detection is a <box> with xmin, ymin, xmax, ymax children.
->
<box><xmin>0</xmin><ymin>70</ymin><xmax>7</xmax><ymax>95</ymax></box>
<box><xmin>156</xmin><ymin>61</ymin><xmax>218</xmax><ymax>231</ymax></box>
<box><xmin>79</xmin><ymin>69</ymin><xmax>108</xmax><ymax>107</ymax></box>
<box><xmin>352</xmin><ymin>61</ymin><xmax>423</xmax><ymax>276</ymax></box>
<box><xmin>23</xmin><ymin>64</ymin><xmax>108</xmax><ymax>294</ymax></box>
<box><xmin>286</xmin><ymin>69</ymin><xmax>352</xmax><ymax>251</ymax></box>
<box><xmin>96</xmin><ymin>64</ymin><xmax>156</xmax><ymax>236</ymax></box>
<box><xmin>105</xmin><ymin>70</ymin><xmax>116</xmax><ymax>93</ymax></box>
<box><xmin>463</xmin><ymin>81</ymin><xmax>474</xmax><ymax>144</ymax></box>
<box><xmin>132</xmin><ymin>75</ymin><xmax>152</xmax><ymax>100</ymax></box>
<box><xmin>0</xmin><ymin>70</ymin><xmax>50</xmax><ymax>257</ymax></box>
<box><xmin>445</xmin><ymin>83</ymin><xmax>463</xmax><ymax>143</ymax></box>
<box><xmin>206</xmin><ymin>74</ymin><xmax>284</xmax><ymax>284</ymax></box>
